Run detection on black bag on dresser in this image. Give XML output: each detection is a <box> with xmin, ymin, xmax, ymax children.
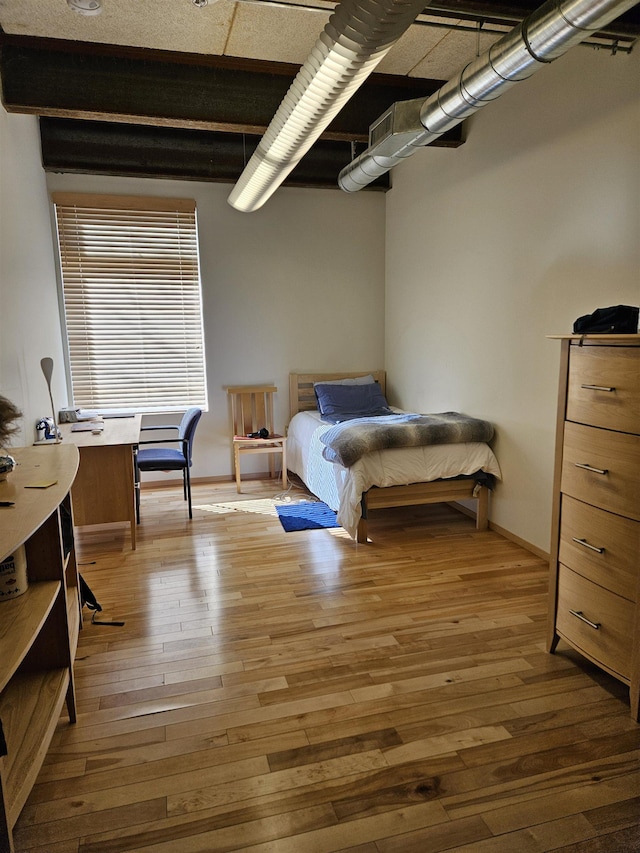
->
<box><xmin>573</xmin><ymin>304</ymin><xmax>639</xmax><ymax>334</ymax></box>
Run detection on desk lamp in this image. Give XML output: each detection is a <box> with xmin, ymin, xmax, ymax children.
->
<box><xmin>41</xmin><ymin>357</ymin><xmax>61</xmax><ymax>444</ymax></box>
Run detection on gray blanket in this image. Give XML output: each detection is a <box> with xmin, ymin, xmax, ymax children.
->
<box><xmin>320</xmin><ymin>411</ymin><xmax>494</xmax><ymax>467</ymax></box>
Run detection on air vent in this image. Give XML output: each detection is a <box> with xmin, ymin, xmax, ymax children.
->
<box><xmin>369</xmin><ymin>108</ymin><xmax>394</xmax><ymax>147</ymax></box>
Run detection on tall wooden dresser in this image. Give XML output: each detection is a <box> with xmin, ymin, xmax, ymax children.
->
<box><xmin>547</xmin><ymin>334</ymin><xmax>639</xmax><ymax>721</ymax></box>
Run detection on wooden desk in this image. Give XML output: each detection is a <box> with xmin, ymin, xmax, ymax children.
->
<box><xmin>59</xmin><ymin>415</ymin><xmax>141</xmax><ymax>549</ymax></box>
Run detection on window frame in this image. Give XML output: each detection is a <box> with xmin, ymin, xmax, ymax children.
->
<box><xmin>52</xmin><ymin>192</ymin><xmax>208</xmax><ymax>415</ymax></box>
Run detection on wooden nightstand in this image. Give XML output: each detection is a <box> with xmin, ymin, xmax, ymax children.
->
<box><xmin>226</xmin><ymin>385</ymin><xmax>287</xmax><ymax>492</ymax></box>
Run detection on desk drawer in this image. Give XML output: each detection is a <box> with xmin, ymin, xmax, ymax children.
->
<box><xmin>556</xmin><ymin>565</ymin><xmax>633</xmax><ymax>681</ymax></box>
<box><xmin>558</xmin><ymin>495</ymin><xmax>639</xmax><ymax>600</ymax></box>
<box><xmin>567</xmin><ymin>345</ymin><xmax>640</xmax><ymax>434</ymax></box>
<box><xmin>561</xmin><ymin>422</ymin><xmax>640</xmax><ymax>521</ymax></box>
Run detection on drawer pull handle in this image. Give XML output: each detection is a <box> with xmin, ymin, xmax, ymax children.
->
<box><xmin>580</xmin><ymin>384</ymin><xmax>615</xmax><ymax>392</ymax></box>
<box><xmin>575</xmin><ymin>463</ymin><xmax>608</xmax><ymax>475</ymax></box>
<box><xmin>572</xmin><ymin>537</ymin><xmax>605</xmax><ymax>554</ymax></box>
<box><xmin>569</xmin><ymin>610</ymin><xmax>600</xmax><ymax>630</ymax></box>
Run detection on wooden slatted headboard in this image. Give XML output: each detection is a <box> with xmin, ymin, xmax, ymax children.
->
<box><xmin>289</xmin><ymin>371</ymin><xmax>386</xmax><ymax>420</ymax></box>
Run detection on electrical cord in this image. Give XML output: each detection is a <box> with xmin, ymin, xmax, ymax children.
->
<box><xmin>272</xmin><ymin>472</ymin><xmax>319</xmax><ymax>503</ymax></box>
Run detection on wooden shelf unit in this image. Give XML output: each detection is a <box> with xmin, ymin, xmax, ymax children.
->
<box><xmin>0</xmin><ymin>444</ymin><xmax>80</xmax><ymax>852</ymax></box>
<box><xmin>547</xmin><ymin>334</ymin><xmax>640</xmax><ymax>721</ymax></box>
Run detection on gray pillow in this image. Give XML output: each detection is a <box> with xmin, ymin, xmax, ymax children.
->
<box><xmin>314</xmin><ymin>382</ymin><xmax>392</xmax><ymax>423</ymax></box>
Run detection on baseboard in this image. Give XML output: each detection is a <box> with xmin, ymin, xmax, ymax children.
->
<box><xmin>449</xmin><ymin>501</ymin><xmax>549</xmax><ymax>562</ymax></box>
<box><xmin>139</xmin><ymin>474</ymin><xmax>225</xmax><ymax>491</ymax></box>
<box><xmin>488</xmin><ymin>519</ymin><xmax>549</xmax><ymax>561</ymax></box>
<box><xmin>194</xmin><ymin>472</ymin><xmax>284</xmax><ymax>485</ymax></box>
<box><xmin>139</xmin><ymin>472</ymin><xmax>272</xmax><ymax>491</ymax></box>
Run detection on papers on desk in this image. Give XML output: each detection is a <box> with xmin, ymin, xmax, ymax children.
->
<box><xmin>71</xmin><ymin>420</ymin><xmax>104</xmax><ymax>432</ymax></box>
<box><xmin>77</xmin><ymin>410</ymin><xmax>135</xmax><ymax>420</ymax></box>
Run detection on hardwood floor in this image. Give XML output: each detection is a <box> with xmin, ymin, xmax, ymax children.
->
<box><xmin>13</xmin><ymin>479</ymin><xmax>640</xmax><ymax>852</ymax></box>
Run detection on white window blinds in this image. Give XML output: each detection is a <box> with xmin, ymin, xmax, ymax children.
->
<box><xmin>53</xmin><ymin>193</ymin><xmax>207</xmax><ymax>413</ymax></box>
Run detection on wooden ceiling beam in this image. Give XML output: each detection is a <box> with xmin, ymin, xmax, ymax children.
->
<box><xmin>0</xmin><ymin>35</ymin><xmax>462</xmax><ymax>144</ymax></box>
<box><xmin>38</xmin><ymin>116</ymin><xmax>394</xmax><ymax>190</ymax></box>
<box><xmin>0</xmin><ymin>32</ymin><xmax>462</xmax><ymax>188</ymax></box>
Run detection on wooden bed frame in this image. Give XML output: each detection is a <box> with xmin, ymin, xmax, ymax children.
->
<box><xmin>289</xmin><ymin>371</ymin><xmax>490</xmax><ymax>543</ymax></box>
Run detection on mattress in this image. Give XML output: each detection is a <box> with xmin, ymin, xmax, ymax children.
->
<box><xmin>286</xmin><ymin>410</ymin><xmax>502</xmax><ymax>538</ymax></box>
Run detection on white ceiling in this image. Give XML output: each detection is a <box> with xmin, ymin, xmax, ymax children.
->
<box><xmin>0</xmin><ymin>0</ymin><xmax>512</xmax><ymax>83</ymax></box>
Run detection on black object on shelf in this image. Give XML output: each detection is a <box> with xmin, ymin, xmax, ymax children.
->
<box><xmin>573</xmin><ymin>305</ymin><xmax>639</xmax><ymax>334</ymax></box>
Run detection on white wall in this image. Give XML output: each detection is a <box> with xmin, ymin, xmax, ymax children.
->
<box><xmin>385</xmin><ymin>46</ymin><xmax>640</xmax><ymax>553</ymax></box>
<box><xmin>0</xmin><ymin>111</ymin><xmax>67</xmax><ymax>445</ymax></box>
<box><xmin>1</xmin><ymin>115</ymin><xmax>386</xmax><ymax>480</ymax></box>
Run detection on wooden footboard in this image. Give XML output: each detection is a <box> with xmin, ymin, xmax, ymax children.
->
<box><xmin>356</xmin><ymin>480</ymin><xmax>489</xmax><ymax>543</ymax></box>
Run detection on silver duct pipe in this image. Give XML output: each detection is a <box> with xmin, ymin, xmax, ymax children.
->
<box><xmin>339</xmin><ymin>0</ymin><xmax>638</xmax><ymax>192</ymax></box>
<box><xmin>227</xmin><ymin>0</ymin><xmax>432</xmax><ymax>212</ymax></box>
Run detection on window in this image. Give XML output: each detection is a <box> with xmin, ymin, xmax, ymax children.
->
<box><xmin>52</xmin><ymin>193</ymin><xmax>207</xmax><ymax>413</ymax></box>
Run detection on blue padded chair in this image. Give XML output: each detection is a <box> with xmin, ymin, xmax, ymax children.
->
<box><xmin>135</xmin><ymin>407</ymin><xmax>202</xmax><ymax>522</ymax></box>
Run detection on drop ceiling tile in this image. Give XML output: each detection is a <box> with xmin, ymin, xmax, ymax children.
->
<box><xmin>0</xmin><ymin>0</ymin><xmax>234</xmax><ymax>56</ymax></box>
<box><xmin>378</xmin><ymin>17</ymin><xmax>460</xmax><ymax>78</ymax></box>
<box><xmin>0</xmin><ymin>0</ymin><xmax>509</xmax><ymax>81</ymax></box>
<box><xmin>409</xmin><ymin>28</ymin><xmax>503</xmax><ymax>79</ymax></box>
<box><xmin>225</xmin><ymin>3</ymin><xmax>330</xmax><ymax>64</ymax></box>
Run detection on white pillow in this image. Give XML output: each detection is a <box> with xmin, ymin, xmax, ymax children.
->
<box><xmin>313</xmin><ymin>374</ymin><xmax>376</xmax><ymax>387</ymax></box>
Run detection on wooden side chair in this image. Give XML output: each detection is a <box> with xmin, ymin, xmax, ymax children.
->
<box><xmin>226</xmin><ymin>385</ymin><xmax>287</xmax><ymax>492</ymax></box>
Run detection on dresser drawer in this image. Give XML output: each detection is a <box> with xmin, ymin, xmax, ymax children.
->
<box><xmin>561</xmin><ymin>422</ymin><xmax>640</xmax><ymax>520</ymax></box>
<box><xmin>556</xmin><ymin>565</ymin><xmax>634</xmax><ymax>681</ymax></box>
<box><xmin>567</xmin><ymin>345</ymin><xmax>640</xmax><ymax>434</ymax></box>
<box><xmin>558</xmin><ymin>495</ymin><xmax>639</xmax><ymax>600</ymax></box>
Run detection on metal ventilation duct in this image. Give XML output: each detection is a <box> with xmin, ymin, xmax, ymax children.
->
<box><xmin>338</xmin><ymin>0</ymin><xmax>639</xmax><ymax>192</ymax></box>
<box><xmin>227</xmin><ymin>0</ymin><xmax>431</xmax><ymax>212</ymax></box>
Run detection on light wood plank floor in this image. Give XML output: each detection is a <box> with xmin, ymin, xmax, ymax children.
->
<box><xmin>14</xmin><ymin>479</ymin><xmax>640</xmax><ymax>852</ymax></box>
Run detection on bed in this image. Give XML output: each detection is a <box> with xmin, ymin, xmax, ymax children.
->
<box><xmin>286</xmin><ymin>371</ymin><xmax>501</xmax><ymax>543</ymax></box>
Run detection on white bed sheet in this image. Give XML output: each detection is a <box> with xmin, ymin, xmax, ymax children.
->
<box><xmin>287</xmin><ymin>410</ymin><xmax>502</xmax><ymax>538</ymax></box>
